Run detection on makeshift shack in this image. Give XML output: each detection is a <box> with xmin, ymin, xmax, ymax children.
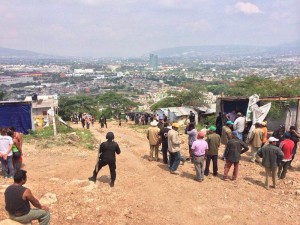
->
<box><xmin>0</xmin><ymin>101</ymin><xmax>34</xmax><ymax>134</ymax></box>
<box><xmin>156</xmin><ymin>107</ymin><xmax>198</xmax><ymax>125</ymax></box>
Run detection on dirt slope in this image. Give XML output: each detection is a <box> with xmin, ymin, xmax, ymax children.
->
<box><xmin>1</xmin><ymin>121</ymin><xmax>300</xmax><ymax>225</ymax></box>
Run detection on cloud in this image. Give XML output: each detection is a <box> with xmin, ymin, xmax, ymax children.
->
<box><xmin>234</xmin><ymin>2</ymin><xmax>262</xmax><ymax>15</ymax></box>
<box><xmin>226</xmin><ymin>2</ymin><xmax>262</xmax><ymax>15</ymax></box>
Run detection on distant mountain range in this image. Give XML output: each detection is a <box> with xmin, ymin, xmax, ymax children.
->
<box><xmin>0</xmin><ymin>47</ymin><xmax>60</xmax><ymax>59</ymax></box>
<box><xmin>150</xmin><ymin>42</ymin><xmax>300</xmax><ymax>58</ymax></box>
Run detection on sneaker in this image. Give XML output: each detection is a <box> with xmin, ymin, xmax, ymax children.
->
<box><xmin>170</xmin><ymin>170</ymin><xmax>179</xmax><ymax>175</ymax></box>
<box><xmin>4</xmin><ymin>176</ymin><xmax>8</xmax><ymax>179</ymax></box>
<box><xmin>88</xmin><ymin>176</ymin><xmax>96</xmax><ymax>183</ymax></box>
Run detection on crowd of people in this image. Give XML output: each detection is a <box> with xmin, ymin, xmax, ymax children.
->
<box><xmin>146</xmin><ymin>110</ymin><xmax>299</xmax><ymax>189</ymax></box>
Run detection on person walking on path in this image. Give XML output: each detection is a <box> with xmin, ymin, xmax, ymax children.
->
<box><xmin>221</xmin><ymin>121</ymin><xmax>233</xmax><ymax>160</ymax></box>
<box><xmin>147</xmin><ymin>120</ymin><xmax>161</xmax><ymax>161</ymax></box>
<box><xmin>257</xmin><ymin>137</ymin><xmax>283</xmax><ymax>190</ymax></box>
<box><xmin>168</xmin><ymin>123</ymin><xmax>183</xmax><ymax>175</ymax></box>
<box><xmin>248</xmin><ymin>122</ymin><xmax>263</xmax><ymax>163</ymax></box>
<box><xmin>5</xmin><ymin>170</ymin><xmax>50</xmax><ymax>225</ymax></box>
<box><xmin>191</xmin><ymin>131</ymin><xmax>208</xmax><ymax>182</ymax></box>
<box><xmin>204</xmin><ymin>126</ymin><xmax>221</xmax><ymax>177</ymax></box>
<box><xmin>88</xmin><ymin>132</ymin><xmax>121</xmax><ymax>187</ymax></box>
<box><xmin>159</xmin><ymin>122</ymin><xmax>171</xmax><ymax>164</ymax></box>
<box><xmin>223</xmin><ymin>131</ymin><xmax>249</xmax><ymax>181</ymax></box>
<box><xmin>278</xmin><ymin>132</ymin><xmax>294</xmax><ymax>179</ymax></box>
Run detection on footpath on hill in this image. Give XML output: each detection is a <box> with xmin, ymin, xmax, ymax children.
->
<box><xmin>0</xmin><ymin>121</ymin><xmax>300</xmax><ymax>225</ymax></box>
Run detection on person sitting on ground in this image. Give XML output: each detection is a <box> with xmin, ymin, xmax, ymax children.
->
<box><xmin>278</xmin><ymin>132</ymin><xmax>294</xmax><ymax>179</ymax></box>
<box><xmin>5</xmin><ymin>170</ymin><xmax>50</xmax><ymax>225</ymax></box>
<box><xmin>223</xmin><ymin>131</ymin><xmax>249</xmax><ymax>181</ymax></box>
<box><xmin>204</xmin><ymin>126</ymin><xmax>221</xmax><ymax>177</ymax></box>
<box><xmin>191</xmin><ymin>131</ymin><xmax>208</xmax><ymax>182</ymax></box>
<box><xmin>88</xmin><ymin>132</ymin><xmax>121</xmax><ymax>187</ymax></box>
<box><xmin>257</xmin><ymin>137</ymin><xmax>283</xmax><ymax>190</ymax></box>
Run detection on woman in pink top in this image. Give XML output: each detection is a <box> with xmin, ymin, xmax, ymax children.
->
<box><xmin>191</xmin><ymin>132</ymin><xmax>208</xmax><ymax>182</ymax></box>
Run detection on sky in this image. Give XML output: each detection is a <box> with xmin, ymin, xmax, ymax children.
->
<box><xmin>0</xmin><ymin>0</ymin><xmax>299</xmax><ymax>57</ymax></box>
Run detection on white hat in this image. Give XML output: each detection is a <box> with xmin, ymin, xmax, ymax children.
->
<box><xmin>268</xmin><ymin>137</ymin><xmax>279</xmax><ymax>142</ymax></box>
<box><xmin>150</xmin><ymin>120</ymin><xmax>158</xmax><ymax>126</ymax></box>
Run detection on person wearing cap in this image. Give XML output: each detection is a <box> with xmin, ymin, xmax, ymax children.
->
<box><xmin>278</xmin><ymin>132</ymin><xmax>294</xmax><ymax>179</ymax></box>
<box><xmin>147</xmin><ymin>120</ymin><xmax>161</xmax><ymax>161</ymax></box>
<box><xmin>191</xmin><ymin>131</ymin><xmax>208</xmax><ymax>182</ymax></box>
<box><xmin>221</xmin><ymin>120</ymin><xmax>233</xmax><ymax>160</ymax></box>
<box><xmin>167</xmin><ymin>122</ymin><xmax>183</xmax><ymax>175</ymax></box>
<box><xmin>223</xmin><ymin>131</ymin><xmax>249</xmax><ymax>181</ymax></box>
<box><xmin>261</xmin><ymin>121</ymin><xmax>268</xmax><ymax>146</ymax></box>
<box><xmin>257</xmin><ymin>137</ymin><xmax>283</xmax><ymax>190</ymax></box>
<box><xmin>204</xmin><ymin>126</ymin><xmax>221</xmax><ymax>177</ymax></box>
<box><xmin>288</xmin><ymin>125</ymin><xmax>300</xmax><ymax>167</ymax></box>
<box><xmin>88</xmin><ymin>132</ymin><xmax>121</xmax><ymax>187</ymax></box>
<box><xmin>159</xmin><ymin>122</ymin><xmax>171</xmax><ymax>164</ymax></box>
<box><xmin>247</xmin><ymin>122</ymin><xmax>263</xmax><ymax>163</ymax></box>
<box><xmin>233</xmin><ymin>112</ymin><xmax>246</xmax><ymax>141</ymax></box>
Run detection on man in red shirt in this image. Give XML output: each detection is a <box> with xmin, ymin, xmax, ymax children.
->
<box><xmin>278</xmin><ymin>132</ymin><xmax>294</xmax><ymax>179</ymax></box>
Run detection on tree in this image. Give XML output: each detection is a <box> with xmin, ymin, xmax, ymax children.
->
<box><xmin>150</xmin><ymin>97</ymin><xmax>181</xmax><ymax>111</ymax></box>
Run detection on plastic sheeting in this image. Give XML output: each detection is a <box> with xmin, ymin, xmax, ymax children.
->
<box><xmin>0</xmin><ymin>102</ymin><xmax>32</xmax><ymax>134</ymax></box>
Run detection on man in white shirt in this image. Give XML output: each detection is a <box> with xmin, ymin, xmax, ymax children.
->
<box><xmin>0</xmin><ymin>128</ymin><xmax>14</xmax><ymax>178</ymax></box>
<box><xmin>233</xmin><ymin>112</ymin><xmax>246</xmax><ymax>141</ymax></box>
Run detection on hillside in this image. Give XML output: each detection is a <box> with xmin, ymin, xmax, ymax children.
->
<box><xmin>0</xmin><ymin>121</ymin><xmax>299</xmax><ymax>225</ymax></box>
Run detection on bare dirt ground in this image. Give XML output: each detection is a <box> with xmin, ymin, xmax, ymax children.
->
<box><xmin>1</xmin><ymin>121</ymin><xmax>300</xmax><ymax>225</ymax></box>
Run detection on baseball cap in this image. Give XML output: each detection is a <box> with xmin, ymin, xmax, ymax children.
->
<box><xmin>197</xmin><ymin>131</ymin><xmax>205</xmax><ymax>138</ymax></box>
<box><xmin>268</xmin><ymin>137</ymin><xmax>279</xmax><ymax>142</ymax></box>
<box><xmin>208</xmin><ymin>126</ymin><xmax>216</xmax><ymax>131</ymax></box>
<box><xmin>226</xmin><ymin>121</ymin><xmax>234</xmax><ymax>125</ymax></box>
<box><xmin>172</xmin><ymin>123</ymin><xmax>179</xmax><ymax>128</ymax></box>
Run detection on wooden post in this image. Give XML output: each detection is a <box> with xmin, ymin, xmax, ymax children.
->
<box><xmin>296</xmin><ymin>100</ymin><xmax>300</xmax><ymax>133</ymax></box>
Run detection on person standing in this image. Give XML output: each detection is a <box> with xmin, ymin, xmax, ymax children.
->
<box><xmin>159</xmin><ymin>122</ymin><xmax>171</xmax><ymax>164</ymax></box>
<box><xmin>168</xmin><ymin>123</ymin><xmax>183</xmax><ymax>175</ymax></box>
<box><xmin>88</xmin><ymin>132</ymin><xmax>121</xmax><ymax>187</ymax></box>
<box><xmin>191</xmin><ymin>132</ymin><xmax>208</xmax><ymax>182</ymax></box>
<box><xmin>226</xmin><ymin>110</ymin><xmax>237</xmax><ymax>123</ymax></box>
<box><xmin>186</xmin><ymin>123</ymin><xmax>197</xmax><ymax>162</ymax></box>
<box><xmin>223</xmin><ymin>131</ymin><xmax>249</xmax><ymax>181</ymax></box>
<box><xmin>288</xmin><ymin>125</ymin><xmax>300</xmax><ymax>167</ymax></box>
<box><xmin>278</xmin><ymin>132</ymin><xmax>294</xmax><ymax>179</ymax></box>
<box><xmin>5</xmin><ymin>170</ymin><xmax>50</xmax><ymax>225</ymax></box>
<box><xmin>257</xmin><ymin>137</ymin><xmax>283</xmax><ymax>190</ymax></box>
<box><xmin>0</xmin><ymin>128</ymin><xmax>14</xmax><ymax>178</ymax></box>
<box><xmin>204</xmin><ymin>126</ymin><xmax>221</xmax><ymax>177</ymax></box>
<box><xmin>261</xmin><ymin>121</ymin><xmax>268</xmax><ymax>146</ymax></box>
<box><xmin>215</xmin><ymin>112</ymin><xmax>223</xmax><ymax>136</ymax></box>
<box><xmin>189</xmin><ymin>111</ymin><xmax>195</xmax><ymax>124</ymax></box>
<box><xmin>221</xmin><ymin>121</ymin><xmax>233</xmax><ymax>160</ymax></box>
<box><xmin>147</xmin><ymin>120</ymin><xmax>161</xmax><ymax>161</ymax></box>
<box><xmin>233</xmin><ymin>112</ymin><xmax>246</xmax><ymax>141</ymax></box>
<box><xmin>248</xmin><ymin>122</ymin><xmax>263</xmax><ymax>163</ymax></box>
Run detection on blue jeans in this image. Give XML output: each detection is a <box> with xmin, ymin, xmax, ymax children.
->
<box><xmin>0</xmin><ymin>155</ymin><xmax>14</xmax><ymax>177</ymax></box>
<box><xmin>169</xmin><ymin>151</ymin><xmax>181</xmax><ymax>171</ymax></box>
<box><xmin>236</xmin><ymin>132</ymin><xmax>243</xmax><ymax>140</ymax></box>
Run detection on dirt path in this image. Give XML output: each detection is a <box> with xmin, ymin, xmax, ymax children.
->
<box><xmin>1</xmin><ymin>121</ymin><xmax>300</xmax><ymax>224</ymax></box>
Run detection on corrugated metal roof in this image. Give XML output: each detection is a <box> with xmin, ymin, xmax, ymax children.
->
<box><xmin>168</xmin><ymin>107</ymin><xmax>196</xmax><ymax>116</ymax></box>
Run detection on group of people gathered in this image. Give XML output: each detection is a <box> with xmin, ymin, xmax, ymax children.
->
<box><xmin>147</xmin><ymin>110</ymin><xmax>299</xmax><ymax>190</ymax></box>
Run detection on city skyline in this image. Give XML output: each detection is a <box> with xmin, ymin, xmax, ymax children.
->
<box><xmin>0</xmin><ymin>0</ymin><xmax>299</xmax><ymax>57</ymax></box>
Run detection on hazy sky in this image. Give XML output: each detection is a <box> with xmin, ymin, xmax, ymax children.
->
<box><xmin>0</xmin><ymin>0</ymin><xmax>299</xmax><ymax>57</ymax></box>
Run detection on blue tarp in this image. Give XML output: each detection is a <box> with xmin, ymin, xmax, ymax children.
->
<box><xmin>0</xmin><ymin>102</ymin><xmax>32</xmax><ymax>134</ymax></box>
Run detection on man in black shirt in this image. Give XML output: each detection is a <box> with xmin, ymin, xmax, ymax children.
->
<box><xmin>5</xmin><ymin>170</ymin><xmax>50</xmax><ymax>225</ymax></box>
<box><xmin>189</xmin><ymin>111</ymin><xmax>195</xmax><ymax>124</ymax></box>
<box><xmin>88</xmin><ymin>132</ymin><xmax>121</xmax><ymax>187</ymax></box>
<box><xmin>159</xmin><ymin>122</ymin><xmax>171</xmax><ymax>164</ymax></box>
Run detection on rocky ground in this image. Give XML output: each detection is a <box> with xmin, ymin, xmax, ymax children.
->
<box><xmin>0</xmin><ymin>121</ymin><xmax>300</xmax><ymax>225</ymax></box>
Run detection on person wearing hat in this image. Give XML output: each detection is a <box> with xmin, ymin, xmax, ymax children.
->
<box><xmin>147</xmin><ymin>120</ymin><xmax>161</xmax><ymax>161</ymax></box>
<box><xmin>233</xmin><ymin>112</ymin><xmax>246</xmax><ymax>141</ymax></box>
<box><xmin>278</xmin><ymin>132</ymin><xmax>294</xmax><ymax>179</ymax></box>
<box><xmin>167</xmin><ymin>122</ymin><xmax>183</xmax><ymax>174</ymax></box>
<box><xmin>88</xmin><ymin>132</ymin><xmax>121</xmax><ymax>187</ymax></box>
<box><xmin>257</xmin><ymin>137</ymin><xmax>283</xmax><ymax>190</ymax></box>
<box><xmin>247</xmin><ymin>122</ymin><xmax>263</xmax><ymax>163</ymax></box>
<box><xmin>223</xmin><ymin>131</ymin><xmax>249</xmax><ymax>181</ymax></box>
<box><xmin>191</xmin><ymin>131</ymin><xmax>208</xmax><ymax>182</ymax></box>
<box><xmin>204</xmin><ymin>126</ymin><xmax>221</xmax><ymax>177</ymax></box>
<box><xmin>221</xmin><ymin>120</ymin><xmax>234</xmax><ymax>160</ymax></box>
<box><xmin>261</xmin><ymin>121</ymin><xmax>268</xmax><ymax>146</ymax></box>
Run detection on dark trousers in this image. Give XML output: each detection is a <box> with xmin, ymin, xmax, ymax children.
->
<box><xmin>161</xmin><ymin>143</ymin><xmax>168</xmax><ymax>164</ymax></box>
<box><xmin>278</xmin><ymin>161</ymin><xmax>290</xmax><ymax>179</ymax></box>
<box><xmin>93</xmin><ymin>159</ymin><xmax>116</xmax><ymax>182</ymax></box>
<box><xmin>204</xmin><ymin>155</ymin><xmax>218</xmax><ymax>176</ymax></box>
